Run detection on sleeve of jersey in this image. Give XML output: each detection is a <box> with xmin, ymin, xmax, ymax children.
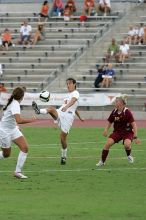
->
<box><xmin>73</xmin><ymin>91</ymin><xmax>79</xmax><ymax>100</ymax></box>
<box><xmin>108</xmin><ymin>110</ymin><xmax>114</xmax><ymax>123</ymax></box>
<box><xmin>126</xmin><ymin>109</ymin><xmax>134</xmax><ymax>123</ymax></box>
<box><xmin>11</xmin><ymin>102</ymin><xmax>21</xmax><ymax>115</ymax></box>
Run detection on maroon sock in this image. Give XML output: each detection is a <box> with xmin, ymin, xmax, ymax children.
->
<box><xmin>125</xmin><ymin>149</ymin><xmax>131</xmax><ymax>156</ymax></box>
<box><xmin>101</xmin><ymin>149</ymin><xmax>109</xmax><ymax>163</ymax></box>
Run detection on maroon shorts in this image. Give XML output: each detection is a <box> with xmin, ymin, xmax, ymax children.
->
<box><xmin>109</xmin><ymin>131</ymin><xmax>134</xmax><ymax>143</ymax></box>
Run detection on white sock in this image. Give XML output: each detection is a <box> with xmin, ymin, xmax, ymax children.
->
<box><xmin>61</xmin><ymin>148</ymin><xmax>67</xmax><ymax>158</ymax></box>
<box><xmin>0</xmin><ymin>151</ymin><xmax>4</xmax><ymax>159</ymax></box>
<box><xmin>15</xmin><ymin>151</ymin><xmax>27</xmax><ymax>173</ymax></box>
<box><xmin>40</xmin><ymin>109</ymin><xmax>48</xmax><ymax>114</ymax></box>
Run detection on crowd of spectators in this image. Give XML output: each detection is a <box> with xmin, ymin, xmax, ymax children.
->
<box><xmin>0</xmin><ymin>0</ymin><xmax>112</xmax><ymax>53</ymax></box>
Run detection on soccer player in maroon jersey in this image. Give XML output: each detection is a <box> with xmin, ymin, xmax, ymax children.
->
<box><xmin>96</xmin><ymin>95</ymin><xmax>141</xmax><ymax>167</ymax></box>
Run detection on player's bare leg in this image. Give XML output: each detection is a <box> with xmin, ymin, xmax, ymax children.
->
<box><xmin>124</xmin><ymin>139</ymin><xmax>134</xmax><ymax>163</ymax></box>
<box><xmin>96</xmin><ymin>138</ymin><xmax>114</xmax><ymax>167</ymax></box>
<box><xmin>60</xmin><ymin>131</ymin><xmax>68</xmax><ymax>165</ymax></box>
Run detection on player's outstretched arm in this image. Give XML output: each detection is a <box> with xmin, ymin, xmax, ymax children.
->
<box><xmin>75</xmin><ymin>109</ymin><xmax>84</xmax><ymax>121</ymax></box>
<box><xmin>14</xmin><ymin>114</ymin><xmax>37</xmax><ymax>124</ymax></box>
<box><xmin>103</xmin><ymin>122</ymin><xmax>112</xmax><ymax>137</ymax></box>
<box><xmin>131</xmin><ymin>121</ymin><xmax>141</xmax><ymax>144</ymax></box>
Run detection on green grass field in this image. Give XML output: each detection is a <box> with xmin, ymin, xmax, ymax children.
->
<box><xmin>0</xmin><ymin>127</ymin><xmax>146</xmax><ymax>220</ymax></box>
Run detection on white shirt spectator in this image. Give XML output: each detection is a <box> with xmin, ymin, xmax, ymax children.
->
<box><xmin>0</xmin><ymin>64</ymin><xmax>3</xmax><ymax>75</ymax></box>
<box><xmin>99</xmin><ymin>0</ymin><xmax>111</xmax><ymax>8</ymax></box>
<box><xmin>120</xmin><ymin>44</ymin><xmax>129</xmax><ymax>55</ymax></box>
<box><xmin>0</xmin><ymin>38</ymin><xmax>2</xmax><ymax>46</ymax></box>
<box><xmin>128</xmin><ymin>29</ymin><xmax>135</xmax><ymax>37</ymax></box>
<box><xmin>138</xmin><ymin>27</ymin><xmax>144</xmax><ymax>37</ymax></box>
<box><xmin>20</xmin><ymin>24</ymin><xmax>32</xmax><ymax>36</ymax></box>
<box><xmin>133</xmin><ymin>27</ymin><xmax>139</xmax><ymax>36</ymax></box>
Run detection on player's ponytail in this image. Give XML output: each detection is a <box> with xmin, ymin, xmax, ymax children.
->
<box><xmin>3</xmin><ymin>87</ymin><xmax>24</xmax><ymax>111</ymax></box>
<box><xmin>3</xmin><ymin>95</ymin><xmax>14</xmax><ymax>111</ymax></box>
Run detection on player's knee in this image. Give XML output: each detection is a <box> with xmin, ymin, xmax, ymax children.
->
<box><xmin>21</xmin><ymin>146</ymin><xmax>28</xmax><ymax>153</ymax></box>
<box><xmin>3</xmin><ymin>152</ymin><xmax>10</xmax><ymax>158</ymax></box>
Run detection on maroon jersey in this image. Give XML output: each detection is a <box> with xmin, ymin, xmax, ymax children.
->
<box><xmin>108</xmin><ymin>107</ymin><xmax>134</xmax><ymax>132</ymax></box>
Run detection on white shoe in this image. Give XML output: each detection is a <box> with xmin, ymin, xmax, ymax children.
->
<box><xmin>96</xmin><ymin>160</ymin><xmax>105</xmax><ymax>167</ymax></box>
<box><xmin>14</xmin><ymin>172</ymin><xmax>28</xmax><ymax>179</ymax></box>
<box><xmin>127</xmin><ymin>155</ymin><xmax>134</xmax><ymax>163</ymax></box>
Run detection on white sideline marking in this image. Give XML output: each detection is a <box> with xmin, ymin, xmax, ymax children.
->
<box><xmin>10</xmin><ymin>156</ymin><xmax>134</xmax><ymax>160</ymax></box>
<box><xmin>30</xmin><ymin>138</ymin><xmax>146</xmax><ymax>147</ymax></box>
<box><xmin>0</xmin><ymin>167</ymin><xmax>146</xmax><ymax>173</ymax></box>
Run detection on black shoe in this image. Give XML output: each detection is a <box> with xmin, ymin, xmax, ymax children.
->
<box><xmin>60</xmin><ymin>157</ymin><xmax>66</xmax><ymax>165</ymax></box>
<box><xmin>32</xmin><ymin>101</ymin><xmax>40</xmax><ymax>114</ymax></box>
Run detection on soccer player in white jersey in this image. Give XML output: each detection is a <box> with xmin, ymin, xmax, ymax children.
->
<box><xmin>0</xmin><ymin>87</ymin><xmax>37</xmax><ymax>179</ymax></box>
<box><xmin>32</xmin><ymin>78</ymin><xmax>84</xmax><ymax>165</ymax></box>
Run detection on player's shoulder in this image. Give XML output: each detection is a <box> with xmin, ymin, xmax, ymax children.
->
<box><xmin>123</xmin><ymin>107</ymin><xmax>133</xmax><ymax>115</ymax></box>
<box><xmin>72</xmin><ymin>90</ymin><xmax>80</xmax><ymax>98</ymax></box>
<box><xmin>11</xmin><ymin>99</ymin><xmax>20</xmax><ymax>108</ymax></box>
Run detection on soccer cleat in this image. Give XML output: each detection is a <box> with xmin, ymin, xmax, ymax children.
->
<box><xmin>127</xmin><ymin>155</ymin><xmax>134</xmax><ymax>163</ymax></box>
<box><xmin>60</xmin><ymin>157</ymin><xmax>66</xmax><ymax>165</ymax></box>
<box><xmin>96</xmin><ymin>160</ymin><xmax>105</xmax><ymax>167</ymax></box>
<box><xmin>14</xmin><ymin>172</ymin><xmax>28</xmax><ymax>179</ymax></box>
<box><xmin>32</xmin><ymin>101</ymin><xmax>40</xmax><ymax>114</ymax></box>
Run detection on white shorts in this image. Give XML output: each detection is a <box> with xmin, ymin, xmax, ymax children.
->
<box><xmin>0</xmin><ymin>127</ymin><xmax>23</xmax><ymax>149</ymax></box>
<box><xmin>55</xmin><ymin>109</ymin><xmax>74</xmax><ymax>133</ymax></box>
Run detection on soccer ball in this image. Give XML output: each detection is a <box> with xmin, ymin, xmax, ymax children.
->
<box><xmin>39</xmin><ymin>90</ymin><xmax>50</xmax><ymax>102</ymax></box>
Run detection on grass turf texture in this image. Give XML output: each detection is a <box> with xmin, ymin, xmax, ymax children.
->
<box><xmin>0</xmin><ymin>127</ymin><xmax>146</xmax><ymax>220</ymax></box>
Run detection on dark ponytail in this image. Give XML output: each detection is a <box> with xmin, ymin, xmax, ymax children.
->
<box><xmin>3</xmin><ymin>87</ymin><xmax>24</xmax><ymax>111</ymax></box>
<box><xmin>3</xmin><ymin>95</ymin><xmax>14</xmax><ymax>111</ymax></box>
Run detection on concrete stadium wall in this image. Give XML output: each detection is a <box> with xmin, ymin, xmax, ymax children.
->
<box><xmin>19</xmin><ymin>110</ymin><xmax>146</xmax><ymax>120</ymax></box>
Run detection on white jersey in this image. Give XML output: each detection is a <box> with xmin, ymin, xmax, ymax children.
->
<box><xmin>59</xmin><ymin>90</ymin><xmax>79</xmax><ymax>115</ymax></box>
<box><xmin>0</xmin><ymin>99</ymin><xmax>20</xmax><ymax>130</ymax></box>
<box><xmin>20</xmin><ymin>25</ymin><xmax>32</xmax><ymax>36</ymax></box>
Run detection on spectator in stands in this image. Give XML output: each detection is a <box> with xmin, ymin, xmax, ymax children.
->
<box><xmin>101</xmin><ymin>63</ymin><xmax>115</xmax><ymax>88</ymax></box>
<box><xmin>133</xmin><ymin>25</ymin><xmax>139</xmax><ymax>45</ymax></box>
<box><xmin>105</xmin><ymin>38</ymin><xmax>119</xmax><ymax>63</ymax></box>
<box><xmin>83</xmin><ymin>0</ymin><xmax>95</xmax><ymax>16</ymax></box>
<box><xmin>126</xmin><ymin>26</ymin><xmax>135</xmax><ymax>45</ymax></box>
<box><xmin>19</xmin><ymin>21</ymin><xmax>32</xmax><ymax>47</ymax></box>
<box><xmin>96</xmin><ymin>0</ymin><xmax>111</xmax><ymax>16</ymax></box>
<box><xmin>0</xmin><ymin>34</ymin><xmax>3</xmax><ymax>50</ymax></box>
<box><xmin>39</xmin><ymin>0</ymin><xmax>49</xmax><ymax>22</ymax></box>
<box><xmin>119</xmin><ymin>40</ymin><xmax>130</xmax><ymax>64</ymax></box>
<box><xmin>138</xmin><ymin>23</ymin><xmax>144</xmax><ymax>45</ymax></box>
<box><xmin>65</xmin><ymin>0</ymin><xmax>76</xmax><ymax>15</ymax></box>
<box><xmin>80</xmin><ymin>11</ymin><xmax>88</xmax><ymax>26</ymax></box>
<box><xmin>32</xmin><ymin>22</ymin><xmax>45</xmax><ymax>45</ymax></box>
<box><xmin>49</xmin><ymin>0</ymin><xmax>64</xmax><ymax>17</ymax></box>
<box><xmin>63</xmin><ymin>5</ymin><xmax>72</xmax><ymax>21</ymax></box>
<box><xmin>0</xmin><ymin>64</ymin><xmax>3</xmax><ymax>76</ymax></box>
<box><xmin>2</xmin><ymin>28</ymin><xmax>13</xmax><ymax>51</ymax></box>
<box><xmin>94</xmin><ymin>65</ymin><xmax>105</xmax><ymax>89</ymax></box>
<box><xmin>144</xmin><ymin>25</ymin><xmax>146</xmax><ymax>44</ymax></box>
<box><xmin>0</xmin><ymin>83</ymin><xmax>7</xmax><ymax>92</ymax></box>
